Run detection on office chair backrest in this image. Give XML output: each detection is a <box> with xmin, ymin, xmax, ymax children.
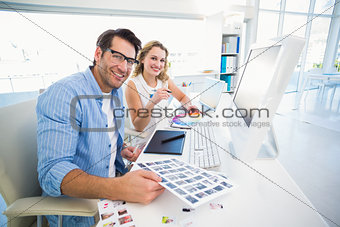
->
<box><xmin>0</xmin><ymin>100</ymin><xmax>41</xmax><ymax>206</ymax></box>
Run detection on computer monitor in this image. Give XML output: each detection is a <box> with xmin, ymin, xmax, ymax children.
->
<box><xmin>199</xmin><ymin>77</ymin><xmax>225</xmax><ymax>112</ymax></box>
<box><xmin>227</xmin><ymin>36</ymin><xmax>305</xmax><ymax>163</ymax></box>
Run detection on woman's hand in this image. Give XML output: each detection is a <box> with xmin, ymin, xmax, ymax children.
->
<box><xmin>184</xmin><ymin>104</ymin><xmax>200</xmax><ymax>114</ymax></box>
<box><xmin>150</xmin><ymin>88</ymin><xmax>171</xmax><ymax>104</ymax></box>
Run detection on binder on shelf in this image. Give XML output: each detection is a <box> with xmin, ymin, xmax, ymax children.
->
<box><xmin>220</xmin><ymin>56</ymin><xmax>237</xmax><ymax>74</ymax></box>
<box><xmin>222</xmin><ymin>36</ymin><xmax>240</xmax><ymax>54</ymax></box>
<box><xmin>221</xmin><ymin>43</ymin><xmax>231</xmax><ymax>54</ymax></box>
<box><xmin>221</xmin><ymin>33</ymin><xmax>241</xmax><ymax>93</ymax></box>
<box><xmin>228</xmin><ymin>57</ymin><xmax>234</xmax><ymax>73</ymax></box>
<box><xmin>220</xmin><ymin>75</ymin><xmax>231</xmax><ymax>91</ymax></box>
<box><xmin>227</xmin><ymin>76</ymin><xmax>231</xmax><ymax>91</ymax></box>
<box><xmin>236</xmin><ymin>36</ymin><xmax>240</xmax><ymax>53</ymax></box>
<box><xmin>220</xmin><ymin>57</ymin><xmax>225</xmax><ymax>73</ymax></box>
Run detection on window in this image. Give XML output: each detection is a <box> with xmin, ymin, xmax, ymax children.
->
<box><xmin>258</xmin><ymin>0</ymin><xmax>335</xmax><ymax>93</ymax></box>
<box><xmin>256</xmin><ymin>12</ymin><xmax>279</xmax><ymax>41</ymax></box>
<box><xmin>0</xmin><ymin>11</ymin><xmax>205</xmax><ymax>94</ymax></box>
<box><xmin>285</xmin><ymin>0</ymin><xmax>310</xmax><ymax>13</ymax></box>
<box><xmin>305</xmin><ymin>17</ymin><xmax>331</xmax><ymax>71</ymax></box>
<box><xmin>282</xmin><ymin>14</ymin><xmax>307</xmax><ymax>38</ymax></box>
<box><xmin>314</xmin><ymin>0</ymin><xmax>335</xmax><ymax>14</ymax></box>
<box><xmin>335</xmin><ymin>39</ymin><xmax>340</xmax><ymax>72</ymax></box>
<box><xmin>259</xmin><ymin>0</ymin><xmax>281</xmax><ymax>10</ymax></box>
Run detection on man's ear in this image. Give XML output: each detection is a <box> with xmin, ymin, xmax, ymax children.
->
<box><xmin>94</xmin><ymin>46</ymin><xmax>103</xmax><ymax>64</ymax></box>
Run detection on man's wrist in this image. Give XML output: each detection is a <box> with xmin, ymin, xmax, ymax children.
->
<box><xmin>104</xmin><ymin>177</ymin><xmax>122</xmax><ymax>201</ymax></box>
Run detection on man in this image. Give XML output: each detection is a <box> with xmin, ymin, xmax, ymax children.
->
<box><xmin>37</xmin><ymin>29</ymin><xmax>165</xmax><ymax>226</ymax></box>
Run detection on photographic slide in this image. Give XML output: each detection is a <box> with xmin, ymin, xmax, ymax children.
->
<box><xmin>97</xmin><ymin>200</ymin><xmax>136</xmax><ymax>227</ymax></box>
<box><xmin>136</xmin><ymin>158</ymin><xmax>235</xmax><ymax>208</ymax></box>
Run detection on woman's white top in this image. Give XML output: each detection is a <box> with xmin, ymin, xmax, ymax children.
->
<box><xmin>129</xmin><ymin>74</ymin><xmax>168</xmax><ymax>143</ymax></box>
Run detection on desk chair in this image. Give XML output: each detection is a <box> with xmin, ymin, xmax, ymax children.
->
<box><xmin>124</xmin><ymin>116</ymin><xmax>149</xmax><ymax>144</ymax></box>
<box><xmin>303</xmin><ymin>69</ymin><xmax>323</xmax><ymax>99</ymax></box>
<box><xmin>0</xmin><ymin>100</ymin><xmax>97</xmax><ymax>227</ymax></box>
<box><xmin>323</xmin><ymin>81</ymin><xmax>339</xmax><ymax>107</ymax></box>
<box><xmin>303</xmin><ymin>69</ymin><xmax>336</xmax><ymax>103</ymax></box>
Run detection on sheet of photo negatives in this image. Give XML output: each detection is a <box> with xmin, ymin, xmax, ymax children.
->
<box><xmin>136</xmin><ymin>158</ymin><xmax>235</xmax><ymax>208</ymax></box>
<box><xmin>97</xmin><ymin>199</ymin><xmax>136</xmax><ymax>227</ymax></box>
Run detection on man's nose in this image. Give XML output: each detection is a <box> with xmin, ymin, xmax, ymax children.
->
<box><xmin>117</xmin><ymin>59</ymin><xmax>128</xmax><ymax>73</ymax></box>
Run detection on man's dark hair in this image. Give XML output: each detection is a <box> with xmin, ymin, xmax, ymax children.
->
<box><xmin>93</xmin><ymin>28</ymin><xmax>142</xmax><ymax>66</ymax></box>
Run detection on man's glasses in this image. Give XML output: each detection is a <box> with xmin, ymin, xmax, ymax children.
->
<box><xmin>105</xmin><ymin>48</ymin><xmax>139</xmax><ymax>67</ymax></box>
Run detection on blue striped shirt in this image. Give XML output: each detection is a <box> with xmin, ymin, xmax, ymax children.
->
<box><xmin>36</xmin><ymin>67</ymin><xmax>127</xmax><ymax>226</ymax></box>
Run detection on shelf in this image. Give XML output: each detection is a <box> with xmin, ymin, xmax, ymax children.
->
<box><xmin>220</xmin><ymin>72</ymin><xmax>236</xmax><ymax>75</ymax></box>
<box><xmin>173</xmin><ymin>72</ymin><xmax>218</xmax><ymax>77</ymax></box>
<box><xmin>221</xmin><ymin>53</ymin><xmax>238</xmax><ymax>56</ymax></box>
<box><xmin>222</xmin><ymin>33</ymin><xmax>239</xmax><ymax>37</ymax></box>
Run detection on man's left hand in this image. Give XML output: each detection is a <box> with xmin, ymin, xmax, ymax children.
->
<box><xmin>121</xmin><ymin>146</ymin><xmax>142</xmax><ymax>162</ymax></box>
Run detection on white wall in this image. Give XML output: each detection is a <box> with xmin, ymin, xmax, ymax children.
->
<box><xmin>1</xmin><ymin>0</ymin><xmax>253</xmax><ymax>19</ymax></box>
<box><xmin>0</xmin><ymin>0</ymin><xmax>256</xmax><ymax>91</ymax></box>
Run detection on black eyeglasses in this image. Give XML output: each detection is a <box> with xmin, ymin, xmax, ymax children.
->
<box><xmin>105</xmin><ymin>48</ymin><xmax>139</xmax><ymax>67</ymax></box>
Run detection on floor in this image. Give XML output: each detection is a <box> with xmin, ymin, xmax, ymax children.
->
<box><xmin>274</xmin><ymin>87</ymin><xmax>340</xmax><ymax>227</ymax></box>
<box><xmin>0</xmin><ymin>88</ymin><xmax>339</xmax><ymax>226</ymax></box>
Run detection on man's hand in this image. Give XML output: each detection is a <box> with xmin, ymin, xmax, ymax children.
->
<box><xmin>121</xmin><ymin>146</ymin><xmax>142</xmax><ymax>162</ymax></box>
<box><xmin>61</xmin><ymin>169</ymin><xmax>165</xmax><ymax>205</ymax></box>
<box><xmin>115</xmin><ymin>169</ymin><xmax>165</xmax><ymax>204</ymax></box>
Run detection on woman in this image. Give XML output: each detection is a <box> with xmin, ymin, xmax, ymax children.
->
<box><xmin>125</xmin><ymin>40</ymin><xmax>197</xmax><ymax>134</ymax></box>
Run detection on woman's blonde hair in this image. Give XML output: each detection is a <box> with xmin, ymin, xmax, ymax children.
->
<box><xmin>132</xmin><ymin>40</ymin><xmax>169</xmax><ymax>82</ymax></box>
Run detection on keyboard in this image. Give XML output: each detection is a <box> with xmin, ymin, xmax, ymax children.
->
<box><xmin>189</xmin><ymin>124</ymin><xmax>221</xmax><ymax>168</ymax></box>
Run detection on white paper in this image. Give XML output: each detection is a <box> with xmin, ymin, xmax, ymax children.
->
<box><xmin>97</xmin><ymin>200</ymin><xmax>136</xmax><ymax>227</ymax></box>
<box><xmin>136</xmin><ymin>158</ymin><xmax>235</xmax><ymax>208</ymax></box>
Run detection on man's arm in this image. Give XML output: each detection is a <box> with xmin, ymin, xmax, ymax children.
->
<box><xmin>37</xmin><ymin>83</ymin><xmax>81</xmax><ymax>197</ymax></box>
<box><xmin>61</xmin><ymin>169</ymin><xmax>165</xmax><ymax>204</ymax></box>
<box><xmin>37</xmin><ymin>82</ymin><xmax>164</xmax><ymax>203</ymax></box>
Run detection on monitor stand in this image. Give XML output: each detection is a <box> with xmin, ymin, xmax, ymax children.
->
<box><xmin>229</xmin><ymin>125</ymin><xmax>279</xmax><ymax>160</ymax></box>
<box><xmin>199</xmin><ymin>102</ymin><xmax>216</xmax><ymax>113</ymax></box>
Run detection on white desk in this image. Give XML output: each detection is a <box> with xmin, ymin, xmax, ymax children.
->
<box><xmin>295</xmin><ymin>73</ymin><xmax>340</xmax><ymax>109</ymax></box>
<box><xmin>125</xmin><ymin>93</ymin><xmax>327</xmax><ymax>227</ymax></box>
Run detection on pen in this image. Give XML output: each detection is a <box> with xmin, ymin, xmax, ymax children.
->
<box><xmin>161</xmin><ymin>134</ymin><xmax>185</xmax><ymax>143</ymax></box>
<box><xmin>171</xmin><ymin>126</ymin><xmax>192</xmax><ymax>130</ymax></box>
<box><xmin>133</xmin><ymin>146</ymin><xmax>139</xmax><ymax>154</ymax></box>
<box><xmin>125</xmin><ymin>145</ymin><xmax>142</xmax><ymax>169</ymax></box>
<box><xmin>182</xmin><ymin>208</ymin><xmax>195</xmax><ymax>212</ymax></box>
<box><xmin>167</xmin><ymin>90</ymin><xmax>172</xmax><ymax>93</ymax></box>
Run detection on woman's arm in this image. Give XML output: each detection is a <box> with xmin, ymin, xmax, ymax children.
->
<box><xmin>125</xmin><ymin>80</ymin><xmax>170</xmax><ymax>132</ymax></box>
<box><xmin>168</xmin><ymin>79</ymin><xmax>197</xmax><ymax>111</ymax></box>
<box><xmin>125</xmin><ymin>80</ymin><xmax>153</xmax><ymax>132</ymax></box>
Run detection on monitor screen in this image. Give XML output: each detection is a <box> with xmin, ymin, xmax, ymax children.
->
<box><xmin>233</xmin><ymin>45</ymin><xmax>281</xmax><ymax>126</ymax></box>
<box><xmin>199</xmin><ymin>77</ymin><xmax>225</xmax><ymax>110</ymax></box>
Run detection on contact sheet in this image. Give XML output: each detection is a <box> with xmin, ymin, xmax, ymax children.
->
<box><xmin>136</xmin><ymin>158</ymin><xmax>235</xmax><ymax>208</ymax></box>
